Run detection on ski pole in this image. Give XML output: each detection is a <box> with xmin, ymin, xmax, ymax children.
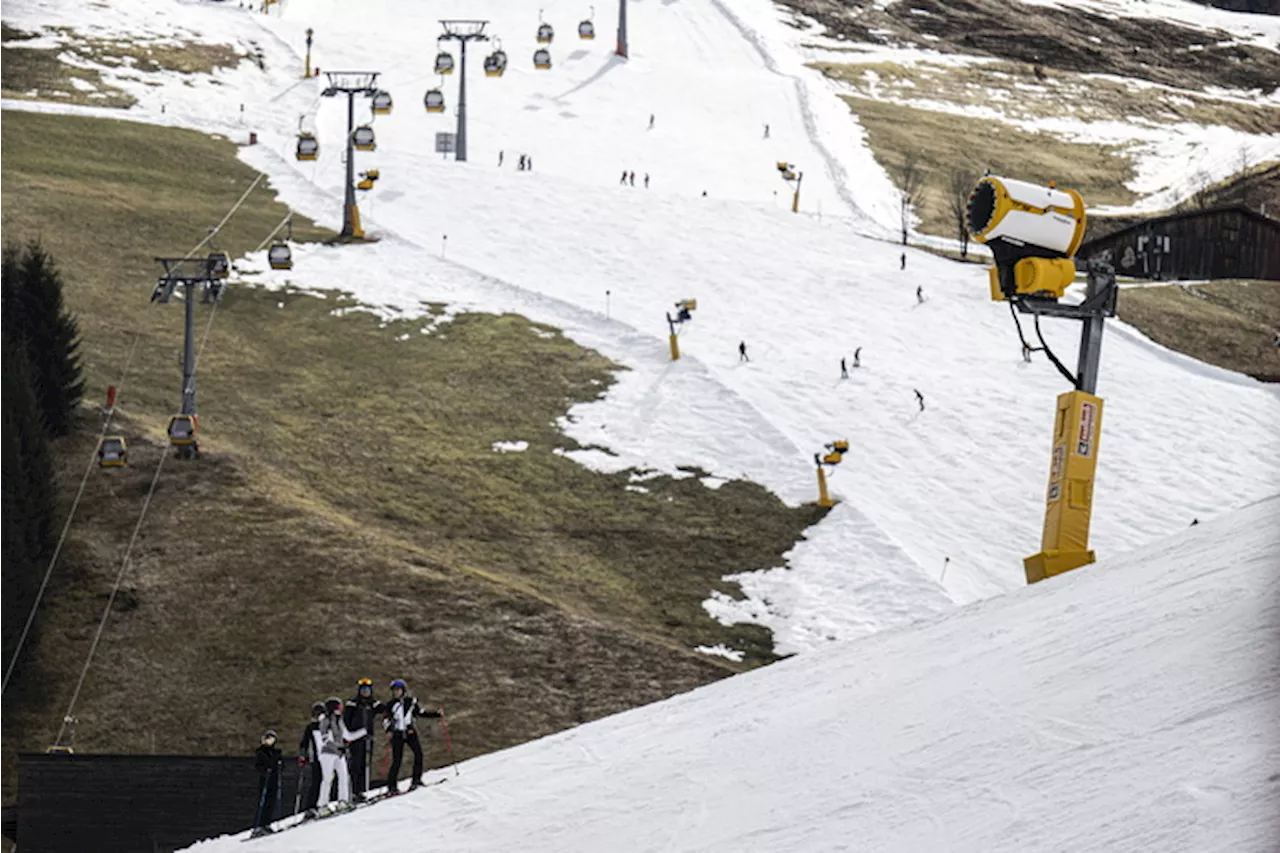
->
<box><xmin>440</xmin><ymin>711</ymin><xmax>459</xmax><ymax>777</ymax></box>
<box><xmin>294</xmin><ymin>760</ymin><xmax>304</xmax><ymax>815</ymax></box>
<box><xmin>275</xmin><ymin>759</ymin><xmax>283</xmax><ymax>826</ymax></box>
<box><xmin>254</xmin><ymin>776</ymin><xmax>269</xmax><ymax>831</ymax></box>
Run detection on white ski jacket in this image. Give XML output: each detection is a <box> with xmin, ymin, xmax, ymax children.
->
<box><xmin>313</xmin><ymin>713</ymin><xmax>367</xmax><ymax>756</ymax></box>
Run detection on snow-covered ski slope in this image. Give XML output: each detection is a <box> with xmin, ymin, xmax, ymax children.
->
<box><xmin>3</xmin><ymin>0</ymin><xmax>1279</xmax><ymax>653</ymax></box>
<box><xmin>186</xmin><ymin>497</ymin><xmax>1280</xmax><ymax>852</ymax></box>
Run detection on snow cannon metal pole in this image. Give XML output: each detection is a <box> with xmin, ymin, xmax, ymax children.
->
<box><xmin>792</xmin><ymin>171</ymin><xmax>803</xmax><ymax>214</ymax></box>
<box><xmin>616</xmin><ymin>0</ymin><xmax>628</xmax><ymax>58</ymax></box>
<box><xmin>967</xmin><ymin>175</ymin><xmax>1117</xmax><ymax>584</ymax></box>
<box><xmin>304</xmin><ymin>29</ymin><xmax>314</xmax><ymax>79</ymax></box>
<box><xmin>666</xmin><ymin>312</ymin><xmax>679</xmax><ymax>361</ymax></box>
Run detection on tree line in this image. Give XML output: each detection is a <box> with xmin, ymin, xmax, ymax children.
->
<box><xmin>3</xmin><ymin>241</ymin><xmax>85</xmax><ymax>683</ymax></box>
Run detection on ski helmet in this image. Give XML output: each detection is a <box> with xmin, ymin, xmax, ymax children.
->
<box><xmin>390</xmin><ymin>679</ymin><xmax>407</xmax><ymax>693</ymax></box>
<box><xmin>357</xmin><ymin>677</ymin><xmax>373</xmax><ymax>694</ymax></box>
<box><xmin>311</xmin><ymin>701</ymin><xmax>325</xmax><ymax>717</ymax></box>
<box><xmin>325</xmin><ymin>697</ymin><xmax>343</xmax><ymax>715</ymax></box>
<box><xmin>262</xmin><ymin>729</ymin><xmax>278</xmax><ymax>742</ymax></box>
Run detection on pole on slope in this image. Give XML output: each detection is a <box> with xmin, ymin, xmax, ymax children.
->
<box><xmin>616</xmin><ymin>0</ymin><xmax>628</xmax><ymax>58</ymax></box>
<box><xmin>304</xmin><ymin>28</ymin><xmax>314</xmax><ymax>78</ymax></box>
<box><xmin>457</xmin><ymin>39</ymin><xmax>469</xmax><ymax>161</ymax></box>
<box><xmin>440</xmin><ymin>711</ymin><xmax>460</xmax><ymax>777</ymax></box>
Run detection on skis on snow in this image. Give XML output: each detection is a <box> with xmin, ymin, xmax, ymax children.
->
<box><xmin>244</xmin><ymin>777</ymin><xmax>448</xmax><ymax>841</ymax></box>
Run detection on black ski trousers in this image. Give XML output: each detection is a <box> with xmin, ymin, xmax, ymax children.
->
<box><xmin>387</xmin><ymin>729</ymin><xmax>424</xmax><ymax>789</ymax></box>
<box><xmin>348</xmin><ymin>736</ymin><xmax>371</xmax><ymax>798</ymax></box>
<box><xmin>301</xmin><ymin>760</ymin><xmax>322</xmax><ymax>811</ymax></box>
<box><xmin>254</xmin><ymin>772</ymin><xmax>279</xmax><ymax>829</ymax></box>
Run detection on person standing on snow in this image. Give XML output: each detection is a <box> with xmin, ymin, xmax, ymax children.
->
<box><xmin>853</xmin><ymin>347</ymin><xmax>861</xmax><ymax>368</ymax></box>
<box><xmin>644</xmin><ymin>173</ymin><xmax>650</xmax><ymax>189</ymax></box>
<box><xmin>620</xmin><ymin>170</ymin><xmax>628</xmax><ymax>185</ymax></box>
<box><xmin>629</xmin><ymin>171</ymin><xmax>636</xmax><ymax>186</ymax></box>
<box><xmin>916</xmin><ymin>285</ymin><xmax>924</xmax><ymax>304</ymax></box>
<box><xmin>296</xmin><ymin>701</ymin><xmax>325</xmax><ymax>813</ymax></box>
<box><xmin>738</xmin><ymin>341</ymin><xmax>749</xmax><ymax>362</ymax></box>
<box><xmin>840</xmin><ymin>357</ymin><xmax>848</xmax><ymax>379</ymax></box>
<box><xmin>313</xmin><ymin>697</ymin><xmax>367</xmax><ymax>810</ymax></box>
<box><xmin>649</xmin><ymin>113</ymin><xmax>655</xmax><ymax>129</ymax></box>
<box><xmin>384</xmin><ymin>679</ymin><xmax>443</xmax><ymax>794</ymax></box>
<box><xmin>914</xmin><ymin>389</ymin><xmax>925</xmax><ymax>412</ymax></box>
<box><xmin>763</xmin><ymin>123</ymin><xmax>770</xmax><ymax>138</ymax></box>
<box><xmin>251</xmin><ymin>730</ymin><xmax>283</xmax><ymax>837</ymax></box>
<box><xmin>900</xmin><ymin>252</ymin><xmax>906</xmax><ymax>271</ymax></box>
<box><xmin>344</xmin><ymin>678</ymin><xmax>384</xmax><ymax>802</ymax></box>
<box><xmin>498</xmin><ymin>150</ymin><xmax>504</xmax><ymax>167</ymax></box>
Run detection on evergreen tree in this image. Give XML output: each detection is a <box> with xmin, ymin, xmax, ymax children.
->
<box><xmin>2</xmin><ymin>331</ymin><xmax>57</xmax><ymax>678</ymax></box>
<box><xmin>5</xmin><ymin>241</ymin><xmax>85</xmax><ymax>436</ymax></box>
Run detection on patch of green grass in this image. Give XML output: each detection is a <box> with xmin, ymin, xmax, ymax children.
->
<box><xmin>1</xmin><ymin>43</ymin><xmax>135</xmax><ymax>107</ymax></box>
<box><xmin>838</xmin><ymin>95</ymin><xmax>1138</xmax><ymax>237</ymax></box>
<box><xmin>1119</xmin><ymin>282</ymin><xmax>1280</xmax><ymax>381</ymax></box>
<box><xmin>1</xmin><ymin>110</ymin><xmax>818</xmax><ymax>800</ymax></box>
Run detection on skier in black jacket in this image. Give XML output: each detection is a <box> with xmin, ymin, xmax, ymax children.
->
<box><xmin>297</xmin><ymin>702</ymin><xmax>325</xmax><ymax>812</ymax></box>
<box><xmin>344</xmin><ymin>677</ymin><xmax>385</xmax><ymax>801</ymax></box>
<box><xmin>384</xmin><ymin>679</ymin><xmax>442</xmax><ymax>794</ymax></box>
<box><xmin>252</xmin><ymin>730</ymin><xmax>283</xmax><ymax>837</ymax></box>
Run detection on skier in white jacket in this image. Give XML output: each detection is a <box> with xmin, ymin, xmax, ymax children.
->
<box><xmin>312</xmin><ymin>697</ymin><xmax>367</xmax><ymax>810</ymax></box>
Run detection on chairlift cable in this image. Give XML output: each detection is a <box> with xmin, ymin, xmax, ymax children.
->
<box><xmin>0</xmin><ymin>334</ymin><xmax>141</xmax><ymax>698</ymax></box>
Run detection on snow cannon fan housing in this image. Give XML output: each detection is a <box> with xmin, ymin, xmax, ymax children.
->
<box><xmin>967</xmin><ymin>175</ymin><xmax>1085</xmax><ymax>303</ymax></box>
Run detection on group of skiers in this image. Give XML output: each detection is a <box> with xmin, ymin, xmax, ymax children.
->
<box><xmin>498</xmin><ymin>151</ymin><xmax>534</xmax><ymax>171</ymax></box>
<box><xmin>619</xmin><ymin>170</ymin><xmax>649</xmax><ymax>188</ymax></box>
<box><xmin>251</xmin><ymin>678</ymin><xmax>446</xmax><ymax>837</ymax></box>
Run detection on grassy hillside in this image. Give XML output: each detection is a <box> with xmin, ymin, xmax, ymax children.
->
<box><xmin>1</xmin><ymin>109</ymin><xmax>821</xmax><ymax>800</ymax></box>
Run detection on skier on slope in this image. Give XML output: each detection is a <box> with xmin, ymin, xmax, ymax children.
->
<box><xmin>297</xmin><ymin>701</ymin><xmax>326</xmax><ymax>812</ymax></box>
<box><xmin>251</xmin><ymin>730</ymin><xmax>283</xmax><ymax>838</ymax></box>
<box><xmin>620</xmin><ymin>170</ymin><xmax>628</xmax><ymax>185</ymax></box>
<box><xmin>840</xmin><ymin>357</ymin><xmax>848</xmax><ymax>379</ymax></box>
<box><xmin>738</xmin><ymin>341</ymin><xmax>749</xmax><ymax>362</ymax></box>
<box><xmin>313</xmin><ymin>697</ymin><xmax>367</xmax><ymax>811</ymax></box>
<box><xmin>914</xmin><ymin>389</ymin><xmax>925</xmax><ymax>412</ymax></box>
<box><xmin>916</xmin><ymin>285</ymin><xmax>924</xmax><ymax>304</ymax></box>
<box><xmin>384</xmin><ymin>679</ymin><xmax>443</xmax><ymax>794</ymax></box>
<box><xmin>853</xmin><ymin>347</ymin><xmax>861</xmax><ymax>368</ymax></box>
<box><xmin>344</xmin><ymin>678</ymin><xmax>385</xmax><ymax>802</ymax></box>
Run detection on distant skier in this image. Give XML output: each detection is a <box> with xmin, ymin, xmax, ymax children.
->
<box><xmin>916</xmin><ymin>285</ymin><xmax>924</xmax><ymax>304</ymax></box>
<box><xmin>914</xmin><ymin>389</ymin><xmax>925</xmax><ymax>412</ymax></box>
<box><xmin>853</xmin><ymin>347</ymin><xmax>861</xmax><ymax>368</ymax></box>
<box><xmin>251</xmin><ymin>730</ymin><xmax>283</xmax><ymax>838</ymax></box>
<box><xmin>297</xmin><ymin>702</ymin><xmax>325</xmax><ymax>813</ymax></box>
<box><xmin>629</xmin><ymin>171</ymin><xmax>635</xmax><ymax>186</ymax></box>
<box><xmin>621</xmin><ymin>169</ymin><xmax>628</xmax><ymax>185</ymax></box>
<box><xmin>384</xmin><ymin>679</ymin><xmax>443</xmax><ymax>794</ymax></box>
<box><xmin>527</xmin><ymin>156</ymin><xmax>533</xmax><ymax>171</ymax></box>
<box><xmin>702</xmin><ymin>190</ymin><xmax>708</xmax><ymax>197</ymax></box>
<box><xmin>314</xmin><ymin>697</ymin><xmax>367</xmax><ymax>810</ymax></box>
<box><xmin>344</xmin><ymin>678</ymin><xmax>383</xmax><ymax>802</ymax></box>
<box><xmin>763</xmin><ymin>123</ymin><xmax>770</xmax><ymax>138</ymax></box>
<box><xmin>518</xmin><ymin>154</ymin><xmax>526</xmax><ymax>171</ymax></box>
<box><xmin>498</xmin><ymin>150</ymin><xmax>504</xmax><ymax>167</ymax></box>
<box><xmin>1022</xmin><ymin>343</ymin><xmax>1032</xmax><ymax>363</ymax></box>
<box><xmin>900</xmin><ymin>252</ymin><xmax>906</xmax><ymax>271</ymax></box>
<box><xmin>649</xmin><ymin>113</ymin><xmax>655</xmax><ymax>129</ymax></box>
<box><xmin>644</xmin><ymin>173</ymin><xmax>650</xmax><ymax>188</ymax></box>
<box><xmin>840</xmin><ymin>357</ymin><xmax>848</xmax><ymax>379</ymax></box>
<box><xmin>738</xmin><ymin>341</ymin><xmax>749</xmax><ymax>362</ymax></box>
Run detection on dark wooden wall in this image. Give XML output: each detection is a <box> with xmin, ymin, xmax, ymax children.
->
<box><xmin>1079</xmin><ymin>207</ymin><xmax>1280</xmax><ymax>281</ymax></box>
<box><xmin>17</xmin><ymin>753</ymin><xmax>303</xmax><ymax>852</ymax></box>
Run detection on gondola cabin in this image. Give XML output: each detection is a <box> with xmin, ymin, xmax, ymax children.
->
<box><xmin>268</xmin><ymin>242</ymin><xmax>293</xmax><ymax>270</ymax></box>
<box><xmin>296</xmin><ymin>132</ymin><xmax>319</xmax><ymax>161</ymax></box>
<box><xmin>168</xmin><ymin>414</ymin><xmax>198</xmax><ymax>446</ymax></box>
<box><xmin>578</xmin><ymin>20</ymin><xmax>595</xmax><ymax>39</ymax></box>
<box><xmin>371</xmin><ymin>90</ymin><xmax>393</xmax><ymax>115</ymax></box>
<box><xmin>98</xmin><ymin>436</ymin><xmax>127</xmax><ymax>468</ymax></box>
<box><xmin>434</xmin><ymin>51</ymin><xmax>455</xmax><ymax>74</ymax></box>
<box><xmin>484</xmin><ymin>51</ymin><xmax>507</xmax><ymax>77</ymax></box>
<box><xmin>352</xmin><ymin>125</ymin><xmax>376</xmax><ymax>151</ymax></box>
<box><xmin>537</xmin><ymin>22</ymin><xmax>554</xmax><ymax>43</ymax></box>
<box><xmin>424</xmin><ymin>89</ymin><xmax>446</xmax><ymax>112</ymax></box>
<box><xmin>533</xmin><ymin>48</ymin><xmax>552</xmax><ymax>70</ymax></box>
<box><xmin>207</xmin><ymin>251</ymin><xmax>230</xmax><ymax>279</ymax></box>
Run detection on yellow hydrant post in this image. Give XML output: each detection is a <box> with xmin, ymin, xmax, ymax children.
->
<box><xmin>816</xmin><ymin>464</ymin><xmax>833</xmax><ymax>507</ymax></box>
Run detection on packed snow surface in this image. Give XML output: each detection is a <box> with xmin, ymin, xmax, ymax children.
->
<box><xmin>186</xmin><ymin>497</ymin><xmax>1280</xmax><ymax>852</ymax></box>
<box><xmin>3</xmin><ymin>0</ymin><xmax>1279</xmax><ymax>655</ymax></box>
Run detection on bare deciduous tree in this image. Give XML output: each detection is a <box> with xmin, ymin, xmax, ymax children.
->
<box><xmin>947</xmin><ymin>168</ymin><xmax>978</xmax><ymax>259</ymax></box>
<box><xmin>892</xmin><ymin>150</ymin><xmax>928</xmax><ymax>246</ymax></box>
<box><xmin>1186</xmin><ymin>168</ymin><xmax>1214</xmax><ymax>211</ymax></box>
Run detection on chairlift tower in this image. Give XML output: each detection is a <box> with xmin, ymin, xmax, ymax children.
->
<box><xmin>321</xmin><ymin>71</ymin><xmax>381</xmax><ymax>238</ymax></box>
<box><xmin>439</xmin><ymin>20</ymin><xmax>489</xmax><ymax>163</ymax></box>
<box><xmin>152</xmin><ymin>256</ymin><xmax>222</xmax><ymax>459</ymax></box>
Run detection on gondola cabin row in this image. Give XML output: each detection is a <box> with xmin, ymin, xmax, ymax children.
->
<box><xmin>98</xmin><ymin>436</ymin><xmax>127</xmax><ymax>468</ymax></box>
<box><xmin>296</xmin><ymin>133</ymin><xmax>319</xmax><ymax>161</ymax></box>
<box><xmin>352</xmin><ymin>125</ymin><xmax>376</xmax><ymax>151</ymax></box>
<box><xmin>533</xmin><ymin>48</ymin><xmax>551</xmax><ymax>70</ymax></box>
<box><xmin>424</xmin><ymin>89</ymin><xmax>445</xmax><ymax>113</ymax></box>
<box><xmin>268</xmin><ymin>242</ymin><xmax>292</xmax><ymax>270</ymax></box>
<box><xmin>371</xmin><ymin>90</ymin><xmax>393</xmax><ymax>115</ymax></box>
